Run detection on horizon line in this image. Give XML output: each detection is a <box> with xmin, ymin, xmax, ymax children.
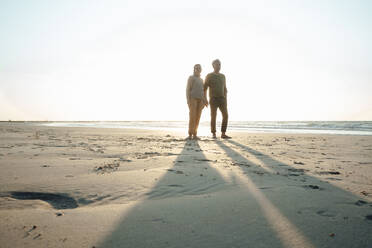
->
<box><xmin>1</xmin><ymin>120</ymin><xmax>372</xmax><ymax>122</ymax></box>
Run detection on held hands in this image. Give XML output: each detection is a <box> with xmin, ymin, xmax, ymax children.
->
<box><xmin>203</xmin><ymin>98</ymin><xmax>209</xmax><ymax>107</ymax></box>
<box><xmin>188</xmin><ymin>98</ymin><xmax>208</xmax><ymax>108</ymax></box>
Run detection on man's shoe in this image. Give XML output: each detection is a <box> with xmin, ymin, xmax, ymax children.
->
<box><xmin>193</xmin><ymin>136</ymin><xmax>201</xmax><ymax>140</ymax></box>
<box><xmin>212</xmin><ymin>133</ymin><xmax>217</xmax><ymax>139</ymax></box>
<box><xmin>221</xmin><ymin>134</ymin><xmax>232</xmax><ymax>139</ymax></box>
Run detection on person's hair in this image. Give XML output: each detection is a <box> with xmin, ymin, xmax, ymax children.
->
<box><xmin>194</xmin><ymin>64</ymin><xmax>201</xmax><ymax>69</ymax></box>
<box><xmin>212</xmin><ymin>59</ymin><xmax>220</xmax><ymax>66</ymax></box>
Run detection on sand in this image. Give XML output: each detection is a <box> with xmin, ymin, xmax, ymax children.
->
<box><xmin>0</xmin><ymin>122</ymin><xmax>371</xmax><ymax>248</ymax></box>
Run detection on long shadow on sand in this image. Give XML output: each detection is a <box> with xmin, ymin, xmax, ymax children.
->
<box><xmin>97</xmin><ymin>139</ymin><xmax>372</xmax><ymax>248</ymax></box>
<box><xmin>97</xmin><ymin>139</ymin><xmax>287</xmax><ymax>248</ymax></box>
<box><xmin>214</xmin><ymin>139</ymin><xmax>372</xmax><ymax>248</ymax></box>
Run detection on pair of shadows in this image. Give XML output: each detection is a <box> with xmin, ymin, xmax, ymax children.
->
<box><xmin>214</xmin><ymin>139</ymin><xmax>372</xmax><ymax>243</ymax></box>
<box><xmin>96</xmin><ymin>140</ymin><xmax>288</xmax><ymax>248</ymax></box>
<box><xmin>220</xmin><ymin>138</ymin><xmax>372</xmax><ymax>209</ymax></box>
<box><xmin>95</xmin><ymin>139</ymin><xmax>372</xmax><ymax>248</ymax></box>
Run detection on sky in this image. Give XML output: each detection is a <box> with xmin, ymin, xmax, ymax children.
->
<box><xmin>1</xmin><ymin>0</ymin><xmax>371</xmax><ymax>121</ymax></box>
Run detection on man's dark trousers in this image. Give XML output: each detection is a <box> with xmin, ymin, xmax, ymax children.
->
<box><xmin>210</xmin><ymin>96</ymin><xmax>228</xmax><ymax>134</ymax></box>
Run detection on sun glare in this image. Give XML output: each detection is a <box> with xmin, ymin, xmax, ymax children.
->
<box><xmin>1</xmin><ymin>1</ymin><xmax>371</xmax><ymax>121</ymax></box>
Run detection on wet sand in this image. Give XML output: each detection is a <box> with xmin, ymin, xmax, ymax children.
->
<box><xmin>0</xmin><ymin>122</ymin><xmax>371</xmax><ymax>247</ymax></box>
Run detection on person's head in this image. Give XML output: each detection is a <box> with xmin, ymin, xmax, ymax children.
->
<box><xmin>212</xmin><ymin>59</ymin><xmax>221</xmax><ymax>73</ymax></box>
<box><xmin>193</xmin><ymin>64</ymin><xmax>202</xmax><ymax>76</ymax></box>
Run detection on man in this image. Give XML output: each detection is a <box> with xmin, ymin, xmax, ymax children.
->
<box><xmin>204</xmin><ymin>59</ymin><xmax>231</xmax><ymax>139</ymax></box>
<box><xmin>186</xmin><ymin>64</ymin><xmax>208</xmax><ymax>140</ymax></box>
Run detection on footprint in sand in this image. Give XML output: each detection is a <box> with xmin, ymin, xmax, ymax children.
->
<box><xmin>288</xmin><ymin>168</ymin><xmax>308</xmax><ymax>173</ymax></box>
<box><xmin>359</xmin><ymin>162</ymin><xmax>372</xmax><ymax>165</ymax></box>
<box><xmin>231</xmin><ymin>161</ymin><xmax>251</xmax><ymax>167</ymax></box>
<box><xmin>303</xmin><ymin>185</ymin><xmax>323</xmax><ymax>190</ymax></box>
<box><xmin>317</xmin><ymin>209</ymin><xmax>337</xmax><ymax>217</ymax></box>
<box><xmin>167</xmin><ymin>184</ymin><xmax>183</xmax><ymax>187</ymax></box>
<box><xmin>355</xmin><ymin>200</ymin><xmax>368</xmax><ymax>206</ymax></box>
<box><xmin>167</xmin><ymin>169</ymin><xmax>184</xmax><ymax>174</ymax></box>
<box><xmin>293</xmin><ymin>161</ymin><xmax>305</xmax><ymax>165</ymax></box>
<box><xmin>326</xmin><ymin>177</ymin><xmax>342</xmax><ymax>181</ymax></box>
<box><xmin>94</xmin><ymin>161</ymin><xmax>120</xmax><ymax>174</ymax></box>
<box><xmin>317</xmin><ymin>171</ymin><xmax>341</xmax><ymax>175</ymax></box>
<box><xmin>23</xmin><ymin>225</ymin><xmax>37</xmax><ymax>238</ymax></box>
<box><xmin>195</xmin><ymin>158</ymin><xmax>216</xmax><ymax>163</ymax></box>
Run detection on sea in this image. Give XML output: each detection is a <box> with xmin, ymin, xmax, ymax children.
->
<box><xmin>38</xmin><ymin>121</ymin><xmax>372</xmax><ymax>136</ymax></box>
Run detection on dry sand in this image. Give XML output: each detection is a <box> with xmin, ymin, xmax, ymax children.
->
<box><xmin>0</xmin><ymin>122</ymin><xmax>371</xmax><ymax>248</ymax></box>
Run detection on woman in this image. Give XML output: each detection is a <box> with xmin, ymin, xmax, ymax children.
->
<box><xmin>186</xmin><ymin>64</ymin><xmax>208</xmax><ymax>140</ymax></box>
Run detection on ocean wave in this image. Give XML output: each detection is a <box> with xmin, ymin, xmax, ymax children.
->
<box><xmin>37</xmin><ymin>121</ymin><xmax>372</xmax><ymax>135</ymax></box>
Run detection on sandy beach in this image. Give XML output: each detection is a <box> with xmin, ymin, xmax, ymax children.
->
<box><xmin>0</xmin><ymin>122</ymin><xmax>371</xmax><ymax>248</ymax></box>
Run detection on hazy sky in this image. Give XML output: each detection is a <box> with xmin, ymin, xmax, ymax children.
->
<box><xmin>1</xmin><ymin>0</ymin><xmax>371</xmax><ymax>121</ymax></box>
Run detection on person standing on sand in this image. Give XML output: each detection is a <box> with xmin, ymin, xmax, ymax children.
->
<box><xmin>186</xmin><ymin>64</ymin><xmax>208</xmax><ymax>140</ymax></box>
<box><xmin>204</xmin><ymin>59</ymin><xmax>231</xmax><ymax>139</ymax></box>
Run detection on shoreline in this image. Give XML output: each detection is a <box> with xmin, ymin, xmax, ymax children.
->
<box><xmin>4</xmin><ymin>120</ymin><xmax>372</xmax><ymax>136</ymax></box>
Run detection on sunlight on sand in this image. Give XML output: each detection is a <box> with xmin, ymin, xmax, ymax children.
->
<box><xmin>204</xmin><ymin>142</ymin><xmax>316</xmax><ymax>248</ymax></box>
<box><xmin>232</xmin><ymin>168</ymin><xmax>315</xmax><ymax>248</ymax></box>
